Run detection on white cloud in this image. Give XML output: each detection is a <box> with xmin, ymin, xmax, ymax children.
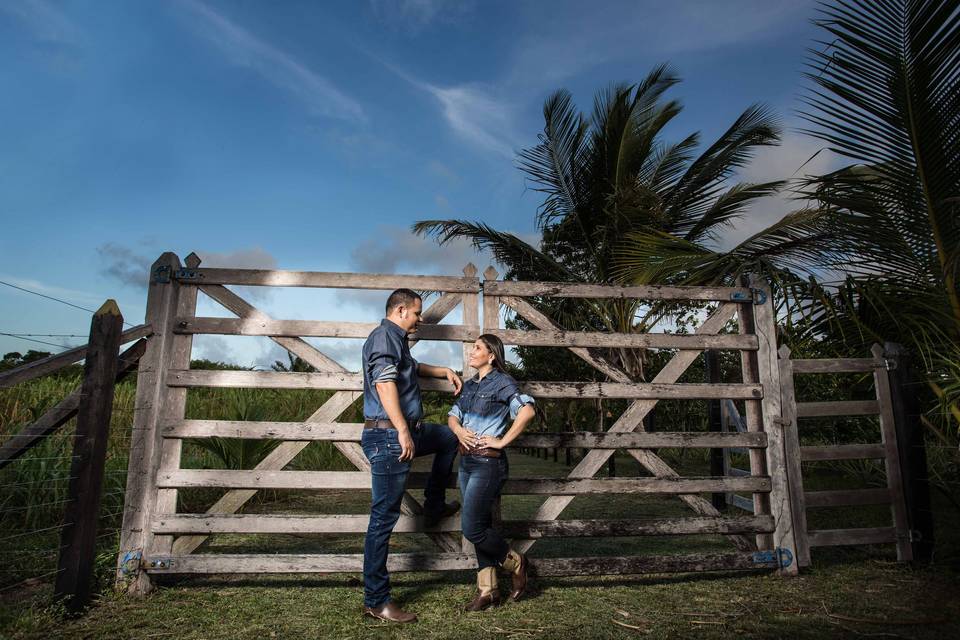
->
<box><xmin>1</xmin><ymin>0</ymin><xmax>82</xmax><ymax>45</ymax></box>
<box><xmin>177</xmin><ymin>0</ymin><xmax>366</xmax><ymax>123</ymax></box>
<box><xmin>423</xmin><ymin>83</ymin><xmax>517</xmax><ymax>158</ymax></box>
<box><xmin>720</xmin><ymin>129</ymin><xmax>840</xmax><ymax>248</ymax></box>
<box><xmin>368</xmin><ymin>0</ymin><xmax>475</xmax><ymax>34</ymax></box>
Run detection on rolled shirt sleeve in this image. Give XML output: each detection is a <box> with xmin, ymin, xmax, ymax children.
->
<box><xmin>367</xmin><ymin>331</ymin><xmax>403</xmax><ymax>384</ymax></box>
<box><xmin>448</xmin><ymin>402</ymin><xmax>463</xmax><ymax>422</ymax></box>
<box><xmin>499</xmin><ymin>381</ymin><xmax>535</xmax><ymax>420</ymax></box>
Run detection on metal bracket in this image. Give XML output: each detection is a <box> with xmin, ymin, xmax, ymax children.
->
<box><xmin>752</xmin><ymin>547</ymin><xmax>793</xmax><ymax>569</ymax></box>
<box><xmin>174</xmin><ymin>268</ymin><xmax>203</xmax><ymax>281</ymax></box>
<box><xmin>118</xmin><ymin>549</ymin><xmax>143</xmax><ymax>576</ymax></box>
<box><xmin>729</xmin><ymin>288</ymin><xmax>768</xmax><ymax>305</ymax></box>
<box><xmin>152</xmin><ymin>265</ymin><xmax>172</xmax><ymax>284</ymax></box>
<box><xmin>148</xmin><ymin>557</ymin><xmax>175</xmax><ymax>569</ymax></box>
<box><xmin>884</xmin><ymin>358</ymin><xmax>898</xmax><ymax>371</ymax></box>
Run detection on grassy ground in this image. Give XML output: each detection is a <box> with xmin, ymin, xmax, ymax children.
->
<box><xmin>2</xmin><ymin>451</ymin><xmax>958</xmax><ymax>640</ymax></box>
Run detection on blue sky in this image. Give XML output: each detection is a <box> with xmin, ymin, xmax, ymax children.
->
<box><xmin>0</xmin><ymin>0</ymin><xmax>832</xmax><ymax>370</ymax></box>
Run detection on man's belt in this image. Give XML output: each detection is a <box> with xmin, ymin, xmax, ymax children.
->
<box><xmin>458</xmin><ymin>443</ymin><xmax>502</xmax><ymax>458</ymax></box>
<box><xmin>363</xmin><ymin>418</ymin><xmax>421</xmax><ymax>430</ymax></box>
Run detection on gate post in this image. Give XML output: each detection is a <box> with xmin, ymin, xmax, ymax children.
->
<box><xmin>116</xmin><ymin>252</ymin><xmax>183</xmax><ymax>595</ymax></box>
<box><xmin>54</xmin><ymin>300</ymin><xmax>124</xmax><ymax>612</ymax></box>
<box><xmin>748</xmin><ymin>275</ymin><xmax>798</xmax><ymax>575</ymax></box>
<box><xmin>883</xmin><ymin>342</ymin><xmax>934</xmax><ymax>563</ymax></box>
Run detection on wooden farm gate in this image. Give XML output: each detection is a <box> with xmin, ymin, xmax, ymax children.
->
<box><xmin>777</xmin><ymin>346</ymin><xmax>914</xmax><ymax>566</ymax></box>
<box><xmin>116</xmin><ymin>252</ymin><xmax>799</xmax><ymax>594</ymax></box>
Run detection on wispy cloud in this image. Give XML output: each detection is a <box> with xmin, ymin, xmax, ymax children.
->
<box><xmin>368</xmin><ymin>0</ymin><xmax>475</xmax><ymax>34</ymax></box>
<box><xmin>176</xmin><ymin>0</ymin><xmax>366</xmax><ymax>123</ymax></box>
<box><xmin>0</xmin><ymin>0</ymin><xmax>82</xmax><ymax>45</ymax></box>
<box><xmin>423</xmin><ymin>82</ymin><xmax>516</xmax><ymax>158</ymax></box>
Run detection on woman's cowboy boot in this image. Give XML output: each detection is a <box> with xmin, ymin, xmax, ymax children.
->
<box><xmin>502</xmin><ymin>549</ymin><xmax>528</xmax><ymax>602</ymax></box>
<box><xmin>464</xmin><ymin>567</ymin><xmax>501</xmax><ymax>611</ymax></box>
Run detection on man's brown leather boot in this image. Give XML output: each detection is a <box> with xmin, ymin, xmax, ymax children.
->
<box><xmin>363</xmin><ymin>601</ymin><xmax>418</xmax><ymax>623</ymax></box>
<box><xmin>464</xmin><ymin>567</ymin><xmax>500</xmax><ymax>611</ymax></box>
<box><xmin>502</xmin><ymin>549</ymin><xmax>528</xmax><ymax>602</ymax></box>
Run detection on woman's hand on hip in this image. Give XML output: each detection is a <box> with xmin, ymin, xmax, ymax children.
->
<box><xmin>478</xmin><ymin>435</ymin><xmax>505</xmax><ymax>450</ymax></box>
<box><xmin>454</xmin><ymin>426</ymin><xmax>479</xmax><ymax>450</ymax></box>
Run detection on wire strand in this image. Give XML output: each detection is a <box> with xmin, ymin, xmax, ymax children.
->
<box><xmin>0</xmin><ymin>279</ymin><xmax>134</xmax><ymax>327</ymax></box>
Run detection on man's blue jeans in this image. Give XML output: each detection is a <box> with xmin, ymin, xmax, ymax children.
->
<box><xmin>361</xmin><ymin>422</ymin><xmax>458</xmax><ymax>608</ymax></box>
<box><xmin>459</xmin><ymin>453</ymin><xmax>510</xmax><ymax>569</ymax></box>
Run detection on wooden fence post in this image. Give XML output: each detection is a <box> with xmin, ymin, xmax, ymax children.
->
<box><xmin>883</xmin><ymin>342</ymin><xmax>934</xmax><ymax>563</ymax></box>
<box><xmin>54</xmin><ymin>300</ymin><xmax>124</xmax><ymax>613</ymax></box>
<box><xmin>116</xmin><ymin>252</ymin><xmax>183</xmax><ymax>595</ymax></box>
<box><xmin>704</xmin><ymin>350</ymin><xmax>725</xmax><ymax>509</ymax></box>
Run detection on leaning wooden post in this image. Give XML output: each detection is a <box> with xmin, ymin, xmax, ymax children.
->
<box><xmin>116</xmin><ymin>252</ymin><xmax>183</xmax><ymax>595</ymax></box>
<box><xmin>748</xmin><ymin>275</ymin><xmax>798</xmax><ymax>575</ymax></box>
<box><xmin>883</xmin><ymin>342</ymin><xmax>934</xmax><ymax>562</ymax></box>
<box><xmin>704</xmin><ymin>350</ymin><xmax>724</xmax><ymax>509</ymax></box>
<box><xmin>777</xmin><ymin>345</ymin><xmax>810</xmax><ymax>567</ymax></box>
<box><xmin>54</xmin><ymin>300</ymin><xmax>124</xmax><ymax>613</ymax></box>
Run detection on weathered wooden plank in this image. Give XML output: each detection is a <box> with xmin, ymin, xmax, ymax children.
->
<box><xmin>514</xmin><ymin>431</ymin><xmax>768</xmax><ymax>449</ymax></box>
<box><xmin>790</xmin><ymin>358</ymin><xmax>878</xmax><ymax>374</ymax></box>
<box><xmin>778</xmin><ymin>345</ymin><xmax>810</xmax><ymax>567</ymax></box>
<box><xmin>55</xmin><ymin>300</ymin><xmax>124</xmax><ymax>612</ymax></box>
<box><xmin>151</xmin><ymin>514</ymin><xmax>774</xmax><ymax>536</ymax></box>
<box><xmin>796</xmin><ymin>400</ymin><xmax>880</xmax><ymax>417</ymax></box>
<box><xmin>461</xmin><ymin>263</ymin><xmax>480</xmax><ymax>382</ymax></box>
<box><xmin>0</xmin><ymin>323</ymin><xmax>152</xmax><ymax>389</ymax></box>
<box><xmin>803</xmin><ymin>488</ymin><xmax>891</xmax><ymax>508</ymax></box>
<box><xmin>808</xmin><ymin>527</ymin><xmax>897</xmax><ymax>547</ymax></box>
<box><xmin>736</xmin><ymin>296</ymin><xmax>770</xmax><ymax>548</ymax></box>
<box><xmin>799</xmin><ymin>443</ymin><xmax>887</xmax><ymax>461</ymax></box>
<box><xmin>0</xmin><ymin>339</ymin><xmax>146</xmax><ymax>469</ymax></box>
<box><xmin>872</xmin><ymin>344</ymin><xmax>913</xmax><ymax>562</ymax></box>
<box><xmin>750</xmin><ymin>276</ymin><xmax>798</xmax><ymax>575</ymax></box>
<box><xmin>484</xmin><ymin>280</ymin><xmax>751</xmax><ymax>301</ymax></box>
<box><xmin>175</xmin><ymin>317</ymin><xmax>761</xmax><ymax>350</ymax></box>
<box><xmin>166</xmin><ymin>370</ymin><xmax>762</xmax><ymax>400</ymax></box>
<box><xmin>177</xmin><ymin>268</ymin><xmax>479</xmax><ymax>292</ymax></box>
<box><xmin>150</xmin><ymin>254</ymin><xmax>201</xmax><ymax>560</ymax></box>
<box><xmin>168</xmin><ymin>288</ymin><xmax>465</xmax><ymax>557</ymax></box>
<box><xmin>149</xmin><ymin>425</ymin><xmax>766</xmax><ymax>453</ymax></box>
<box><xmin>117</xmin><ymin>253</ymin><xmax>184</xmax><ymax>595</ymax></box>
<box><xmin>144</xmin><ymin>551</ymin><xmax>780</xmax><ymax>575</ymax></box>
<box><xmin>158</xmin><ymin>470</ymin><xmax>770</xmax><ymax>494</ymax></box>
<box><xmin>174</xmin><ymin>317</ymin><xmax>473</xmax><ymax>341</ymax></box>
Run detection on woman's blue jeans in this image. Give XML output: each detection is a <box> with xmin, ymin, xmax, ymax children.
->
<box><xmin>459</xmin><ymin>453</ymin><xmax>510</xmax><ymax>570</ymax></box>
<box><xmin>360</xmin><ymin>423</ymin><xmax>458</xmax><ymax>608</ymax></box>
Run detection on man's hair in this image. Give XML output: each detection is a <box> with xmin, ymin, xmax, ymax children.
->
<box><xmin>385</xmin><ymin>288</ymin><xmax>422</xmax><ymax>315</ymax></box>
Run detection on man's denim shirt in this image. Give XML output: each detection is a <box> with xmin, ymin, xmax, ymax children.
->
<box><xmin>362</xmin><ymin>318</ymin><xmax>422</xmax><ymax>423</ymax></box>
<box><xmin>448</xmin><ymin>369</ymin><xmax>535</xmax><ymax>438</ymax></box>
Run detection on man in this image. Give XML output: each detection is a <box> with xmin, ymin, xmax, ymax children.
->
<box><xmin>360</xmin><ymin>288</ymin><xmax>462</xmax><ymax>623</ymax></box>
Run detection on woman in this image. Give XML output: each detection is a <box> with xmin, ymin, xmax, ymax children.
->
<box><xmin>447</xmin><ymin>334</ymin><xmax>536</xmax><ymax>611</ymax></box>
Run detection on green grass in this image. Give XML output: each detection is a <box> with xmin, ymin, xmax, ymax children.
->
<box><xmin>2</xmin><ymin>378</ymin><xmax>959</xmax><ymax>639</ymax></box>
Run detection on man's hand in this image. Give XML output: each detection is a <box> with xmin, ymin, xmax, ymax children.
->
<box><xmin>445</xmin><ymin>368</ymin><xmax>463</xmax><ymax>395</ymax></box>
<box><xmin>397</xmin><ymin>428</ymin><xmax>415</xmax><ymax>461</ymax></box>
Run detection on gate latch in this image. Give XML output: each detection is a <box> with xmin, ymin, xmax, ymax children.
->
<box><xmin>148</xmin><ymin>557</ymin><xmax>175</xmax><ymax>569</ymax></box>
<box><xmin>729</xmin><ymin>288</ymin><xmax>768</xmax><ymax>305</ymax></box>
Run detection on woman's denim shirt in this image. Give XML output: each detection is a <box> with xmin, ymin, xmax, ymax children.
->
<box><xmin>448</xmin><ymin>369</ymin><xmax>535</xmax><ymax>438</ymax></box>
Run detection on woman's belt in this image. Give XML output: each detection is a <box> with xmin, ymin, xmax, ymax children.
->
<box><xmin>458</xmin><ymin>443</ymin><xmax>502</xmax><ymax>458</ymax></box>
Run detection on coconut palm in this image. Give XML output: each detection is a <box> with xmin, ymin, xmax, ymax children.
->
<box><xmin>615</xmin><ymin>0</ymin><xmax>960</xmax><ymax>428</ymax></box>
<box><xmin>414</xmin><ymin>65</ymin><xmax>785</xmax><ymax>378</ymax></box>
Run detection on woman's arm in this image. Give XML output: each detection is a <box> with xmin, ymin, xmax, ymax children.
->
<box><xmin>479</xmin><ymin>403</ymin><xmax>535</xmax><ymax>450</ymax></box>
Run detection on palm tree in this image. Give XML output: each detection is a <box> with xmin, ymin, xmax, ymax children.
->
<box><xmin>614</xmin><ymin>0</ymin><xmax>960</xmax><ymax>435</ymax></box>
<box><xmin>414</xmin><ymin>65</ymin><xmax>785</xmax><ymax>378</ymax></box>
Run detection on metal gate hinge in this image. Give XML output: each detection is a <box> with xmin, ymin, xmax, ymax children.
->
<box><xmin>174</xmin><ymin>268</ymin><xmax>203</xmax><ymax>281</ymax></box>
<box><xmin>152</xmin><ymin>265</ymin><xmax>172</xmax><ymax>284</ymax></box>
<box><xmin>884</xmin><ymin>358</ymin><xmax>898</xmax><ymax>371</ymax></box>
<box><xmin>752</xmin><ymin>547</ymin><xmax>793</xmax><ymax>569</ymax></box>
<box><xmin>729</xmin><ymin>288</ymin><xmax>768</xmax><ymax>305</ymax></box>
<box><xmin>149</xmin><ymin>557</ymin><xmax>175</xmax><ymax>569</ymax></box>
